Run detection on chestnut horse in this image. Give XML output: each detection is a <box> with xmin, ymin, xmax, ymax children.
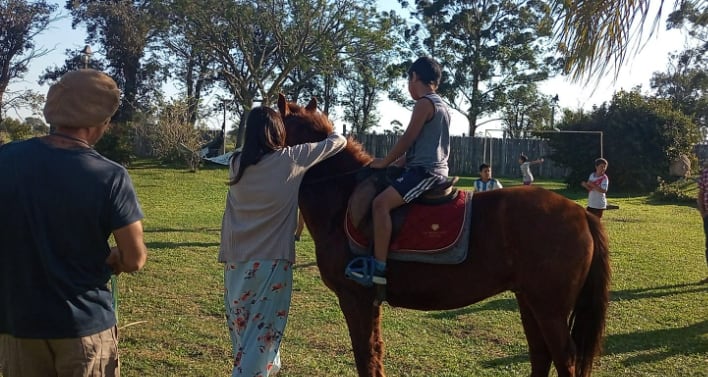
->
<box><xmin>278</xmin><ymin>94</ymin><xmax>610</xmax><ymax>377</ymax></box>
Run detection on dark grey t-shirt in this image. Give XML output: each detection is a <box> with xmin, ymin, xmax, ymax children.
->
<box><xmin>405</xmin><ymin>93</ymin><xmax>450</xmax><ymax>177</ymax></box>
<box><xmin>0</xmin><ymin>137</ymin><xmax>143</xmax><ymax>338</ymax></box>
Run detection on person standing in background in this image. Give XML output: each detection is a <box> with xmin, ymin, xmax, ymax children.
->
<box><xmin>582</xmin><ymin>158</ymin><xmax>609</xmax><ymax>218</ymax></box>
<box><xmin>518</xmin><ymin>154</ymin><xmax>544</xmax><ymax>185</ymax></box>
<box><xmin>474</xmin><ymin>163</ymin><xmax>503</xmax><ymax>192</ymax></box>
<box><xmin>695</xmin><ymin>163</ymin><xmax>708</xmax><ymax>284</ymax></box>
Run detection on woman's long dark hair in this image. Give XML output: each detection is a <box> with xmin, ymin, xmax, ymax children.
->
<box><xmin>229</xmin><ymin>106</ymin><xmax>287</xmax><ymax>185</ymax></box>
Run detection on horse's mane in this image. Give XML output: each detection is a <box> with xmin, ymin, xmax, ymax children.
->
<box><xmin>279</xmin><ymin>94</ymin><xmax>372</xmax><ymax>166</ymax></box>
<box><xmin>343</xmin><ymin>136</ymin><xmax>373</xmax><ymax>166</ymax></box>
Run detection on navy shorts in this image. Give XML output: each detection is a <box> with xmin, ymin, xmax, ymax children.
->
<box><xmin>390</xmin><ymin>166</ymin><xmax>447</xmax><ymax>203</ymax></box>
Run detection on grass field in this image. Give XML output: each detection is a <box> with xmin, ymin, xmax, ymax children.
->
<box><xmin>110</xmin><ymin>161</ymin><xmax>707</xmax><ymax>376</ymax></box>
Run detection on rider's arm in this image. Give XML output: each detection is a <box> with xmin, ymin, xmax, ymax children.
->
<box><xmin>373</xmin><ymin>98</ymin><xmax>434</xmax><ymax>167</ymax></box>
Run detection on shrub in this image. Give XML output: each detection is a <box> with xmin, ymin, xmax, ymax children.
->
<box><xmin>652</xmin><ymin>177</ymin><xmax>697</xmax><ymax>203</ymax></box>
<box><xmin>0</xmin><ymin>118</ymin><xmax>33</xmax><ymax>141</ymax></box>
<box><xmin>546</xmin><ymin>90</ymin><xmax>700</xmax><ymax>192</ymax></box>
<box><xmin>95</xmin><ymin>123</ymin><xmax>136</xmax><ymax>166</ymax></box>
<box><xmin>138</xmin><ymin>100</ymin><xmax>203</xmax><ymax>171</ymax></box>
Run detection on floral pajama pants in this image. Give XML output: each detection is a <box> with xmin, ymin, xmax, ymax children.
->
<box><xmin>224</xmin><ymin>260</ymin><xmax>292</xmax><ymax>377</ymax></box>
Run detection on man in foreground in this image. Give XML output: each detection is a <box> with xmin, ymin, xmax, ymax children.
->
<box><xmin>0</xmin><ymin>69</ymin><xmax>147</xmax><ymax>376</ymax></box>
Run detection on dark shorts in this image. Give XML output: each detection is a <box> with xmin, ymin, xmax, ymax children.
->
<box><xmin>586</xmin><ymin>207</ymin><xmax>604</xmax><ymax>218</ymax></box>
<box><xmin>390</xmin><ymin>167</ymin><xmax>447</xmax><ymax>203</ymax></box>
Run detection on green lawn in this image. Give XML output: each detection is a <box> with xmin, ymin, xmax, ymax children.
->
<box><xmin>109</xmin><ymin>161</ymin><xmax>707</xmax><ymax>376</ymax></box>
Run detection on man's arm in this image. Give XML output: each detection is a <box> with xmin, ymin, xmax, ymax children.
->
<box><xmin>107</xmin><ymin>220</ymin><xmax>147</xmax><ymax>274</ymax></box>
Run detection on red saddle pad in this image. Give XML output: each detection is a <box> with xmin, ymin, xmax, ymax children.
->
<box><xmin>346</xmin><ymin>190</ymin><xmax>468</xmax><ymax>254</ymax></box>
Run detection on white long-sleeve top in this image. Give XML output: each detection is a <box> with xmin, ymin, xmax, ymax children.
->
<box><xmin>218</xmin><ymin>133</ymin><xmax>347</xmax><ymax>263</ymax></box>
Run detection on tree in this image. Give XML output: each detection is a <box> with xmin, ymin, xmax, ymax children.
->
<box><xmin>1</xmin><ymin>89</ymin><xmax>44</xmax><ymax>121</ymax></box>
<box><xmin>38</xmin><ymin>46</ymin><xmax>110</xmax><ymax>83</ymax></box>
<box><xmin>396</xmin><ymin>0</ymin><xmax>558</xmax><ymax>138</ymax></box>
<box><xmin>553</xmin><ymin>0</ymin><xmax>682</xmax><ymax>82</ymax></box>
<box><xmin>500</xmin><ymin>85</ymin><xmax>553</xmax><ymax>139</ymax></box>
<box><xmin>651</xmin><ymin>54</ymin><xmax>708</xmax><ymax>135</ymax></box>
<box><xmin>179</xmin><ymin>0</ymin><xmax>387</xmax><ymax>148</ymax></box>
<box><xmin>24</xmin><ymin>116</ymin><xmax>48</xmax><ymax>134</ymax></box>
<box><xmin>337</xmin><ymin>6</ymin><xmax>400</xmax><ymax>134</ymax></box>
<box><xmin>547</xmin><ymin>90</ymin><xmax>700</xmax><ymax>191</ymax></box>
<box><xmin>651</xmin><ymin>1</ymin><xmax>707</xmax><ymax>134</ymax></box>
<box><xmin>0</xmin><ymin>0</ymin><xmax>55</xmax><ymax>123</ymax></box>
<box><xmin>385</xmin><ymin>120</ymin><xmax>405</xmax><ymax>135</ymax></box>
<box><xmin>65</xmin><ymin>0</ymin><xmax>161</xmax><ymax>123</ymax></box>
<box><xmin>152</xmin><ymin>0</ymin><xmax>220</xmax><ymax>126</ymax></box>
<box><xmin>0</xmin><ymin>117</ymin><xmax>31</xmax><ymax>141</ymax></box>
<box><xmin>341</xmin><ymin>60</ymin><xmax>382</xmax><ymax>135</ymax></box>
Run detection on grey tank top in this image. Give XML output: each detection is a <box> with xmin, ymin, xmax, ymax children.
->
<box><xmin>405</xmin><ymin>93</ymin><xmax>450</xmax><ymax>176</ymax></box>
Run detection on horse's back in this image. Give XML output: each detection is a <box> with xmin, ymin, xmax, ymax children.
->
<box><xmin>471</xmin><ymin>186</ymin><xmax>589</xmax><ymax>239</ymax></box>
<box><xmin>387</xmin><ymin>186</ymin><xmax>594</xmax><ymax>310</ymax></box>
<box><xmin>468</xmin><ymin>186</ymin><xmax>595</xmax><ymax>296</ymax></box>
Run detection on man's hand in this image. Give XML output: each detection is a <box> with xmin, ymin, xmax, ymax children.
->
<box><xmin>109</xmin><ymin>221</ymin><xmax>147</xmax><ymax>274</ymax></box>
<box><xmin>106</xmin><ymin>246</ymin><xmax>123</xmax><ymax>275</ymax></box>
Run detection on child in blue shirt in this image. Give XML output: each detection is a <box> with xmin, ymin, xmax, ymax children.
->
<box><xmin>474</xmin><ymin>163</ymin><xmax>503</xmax><ymax>192</ymax></box>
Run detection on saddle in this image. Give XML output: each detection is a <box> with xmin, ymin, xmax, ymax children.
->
<box><xmin>345</xmin><ymin>167</ymin><xmax>472</xmax><ymax>264</ymax></box>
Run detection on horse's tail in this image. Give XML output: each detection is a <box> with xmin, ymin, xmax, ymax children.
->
<box><xmin>571</xmin><ymin>212</ymin><xmax>611</xmax><ymax>377</ymax></box>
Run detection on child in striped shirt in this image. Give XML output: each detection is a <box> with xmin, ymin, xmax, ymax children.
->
<box><xmin>474</xmin><ymin>163</ymin><xmax>503</xmax><ymax>192</ymax></box>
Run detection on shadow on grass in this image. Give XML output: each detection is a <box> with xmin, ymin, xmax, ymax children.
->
<box><xmin>128</xmin><ymin>158</ymin><xmax>228</xmax><ymax>172</ymax></box>
<box><xmin>479</xmin><ymin>353</ymin><xmax>529</xmax><ymax>368</ymax></box>
<box><xmin>294</xmin><ymin>261</ymin><xmax>317</xmax><ymax>270</ymax></box>
<box><xmin>548</xmin><ymin>188</ymin><xmax>588</xmax><ymax>201</ymax></box>
<box><xmin>610</xmin><ymin>282</ymin><xmax>708</xmax><ymax>301</ymax></box>
<box><xmin>426</xmin><ymin>297</ymin><xmax>519</xmax><ymax>320</ymax></box>
<box><xmin>605</xmin><ymin>320</ymin><xmax>708</xmax><ymax>367</ymax></box>
<box><xmin>146</xmin><ymin>241</ymin><xmax>219</xmax><ymax>249</ymax></box>
<box><xmin>479</xmin><ymin>320</ymin><xmax>708</xmax><ymax>370</ymax></box>
<box><xmin>144</xmin><ymin>227</ymin><xmax>220</xmax><ymax>233</ymax></box>
<box><xmin>645</xmin><ymin>196</ymin><xmax>697</xmax><ymax>209</ymax></box>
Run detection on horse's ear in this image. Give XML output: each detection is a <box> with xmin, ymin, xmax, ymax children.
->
<box><xmin>277</xmin><ymin>93</ymin><xmax>289</xmax><ymax>117</ymax></box>
<box><xmin>305</xmin><ymin>97</ymin><xmax>317</xmax><ymax>112</ymax></box>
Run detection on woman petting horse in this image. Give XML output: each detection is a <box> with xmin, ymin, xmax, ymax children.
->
<box><xmin>218</xmin><ymin>106</ymin><xmax>346</xmax><ymax>376</ymax></box>
<box><xmin>278</xmin><ymin>93</ymin><xmax>610</xmax><ymax>377</ymax></box>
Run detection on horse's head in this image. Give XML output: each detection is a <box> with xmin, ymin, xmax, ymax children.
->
<box><xmin>277</xmin><ymin>93</ymin><xmax>373</xmax><ymax>181</ymax></box>
<box><xmin>277</xmin><ymin>93</ymin><xmax>332</xmax><ymax>146</ymax></box>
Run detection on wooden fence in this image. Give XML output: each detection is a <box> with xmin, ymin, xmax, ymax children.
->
<box><xmin>351</xmin><ymin>134</ymin><xmax>569</xmax><ymax>179</ymax></box>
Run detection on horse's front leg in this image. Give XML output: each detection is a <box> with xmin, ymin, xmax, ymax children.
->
<box><xmin>337</xmin><ymin>288</ymin><xmax>385</xmax><ymax>377</ymax></box>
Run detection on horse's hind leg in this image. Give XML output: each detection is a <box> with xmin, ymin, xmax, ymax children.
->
<box><xmin>536</xmin><ymin>316</ymin><xmax>577</xmax><ymax>377</ymax></box>
<box><xmin>518</xmin><ymin>293</ymin><xmax>578</xmax><ymax>377</ymax></box>
<box><xmin>516</xmin><ymin>294</ymin><xmax>552</xmax><ymax>377</ymax></box>
<box><xmin>338</xmin><ymin>290</ymin><xmax>385</xmax><ymax>377</ymax></box>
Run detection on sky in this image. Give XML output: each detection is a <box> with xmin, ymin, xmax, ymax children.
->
<box><xmin>8</xmin><ymin>0</ymin><xmax>688</xmax><ymax>136</ymax></box>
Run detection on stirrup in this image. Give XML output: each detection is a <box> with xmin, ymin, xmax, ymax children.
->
<box><xmin>345</xmin><ymin>256</ymin><xmax>375</xmax><ymax>287</ymax></box>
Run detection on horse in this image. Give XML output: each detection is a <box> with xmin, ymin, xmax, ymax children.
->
<box><xmin>277</xmin><ymin>94</ymin><xmax>610</xmax><ymax>377</ymax></box>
